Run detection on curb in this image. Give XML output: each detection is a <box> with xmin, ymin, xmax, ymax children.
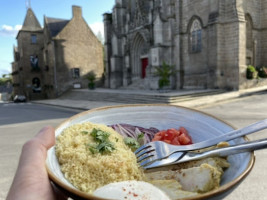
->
<box><xmin>32</xmin><ymin>86</ymin><xmax>267</xmax><ymax>110</ymax></box>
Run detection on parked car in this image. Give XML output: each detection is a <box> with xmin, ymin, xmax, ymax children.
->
<box><xmin>13</xmin><ymin>95</ymin><xmax>26</xmax><ymax>103</ymax></box>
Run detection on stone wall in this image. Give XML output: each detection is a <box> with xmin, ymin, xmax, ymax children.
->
<box><xmin>51</xmin><ymin>7</ymin><xmax>104</xmax><ymax>96</ymax></box>
<box><xmin>104</xmin><ymin>0</ymin><xmax>267</xmax><ymax>91</ymax></box>
<box><xmin>13</xmin><ymin>6</ymin><xmax>104</xmax><ymax>99</ymax></box>
<box><xmin>16</xmin><ymin>30</ymin><xmax>45</xmax><ymax>99</ymax></box>
<box><xmin>260</xmin><ymin>1</ymin><xmax>267</xmax><ymax>66</ymax></box>
<box><xmin>179</xmin><ymin>0</ymin><xmax>218</xmax><ymax>89</ymax></box>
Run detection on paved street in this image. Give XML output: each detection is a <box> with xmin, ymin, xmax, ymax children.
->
<box><xmin>1</xmin><ymin>92</ymin><xmax>267</xmax><ymax>199</ymax></box>
<box><xmin>0</xmin><ymin>103</ymin><xmax>79</xmax><ymax>199</ymax></box>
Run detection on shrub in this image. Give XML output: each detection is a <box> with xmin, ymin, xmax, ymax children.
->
<box><xmin>155</xmin><ymin>62</ymin><xmax>175</xmax><ymax>89</ymax></box>
<box><xmin>87</xmin><ymin>71</ymin><xmax>96</xmax><ymax>89</ymax></box>
<box><xmin>257</xmin><ymin>66</ymin><xmax>267</xmax><ymax>78</ymax></box>
<box><xmin>246</xmin><ymin>65</ymin><xmax>257</xmax><ymax>79</ymax></box>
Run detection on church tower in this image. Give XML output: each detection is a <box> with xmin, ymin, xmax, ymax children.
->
<box><xmin>15</xmin><ymin>7</ymin><xmax>44</xmax><ymax>99</ymax></box>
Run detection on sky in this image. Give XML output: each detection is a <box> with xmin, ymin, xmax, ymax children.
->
<box><xmin>0</xmin><ymin>0</ymin><xmax>115</xmax><ymax>77</ymax></box>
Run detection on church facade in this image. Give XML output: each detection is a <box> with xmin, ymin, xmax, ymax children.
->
<box><xmin>104</xmin><ymin>0</ymin><xmax>267</xmax><ymax>90</ymax></box>
<box><xmin>12</xmin><ymin>6</ymin><xmax>104</xmax><ymax>99</ymax></box>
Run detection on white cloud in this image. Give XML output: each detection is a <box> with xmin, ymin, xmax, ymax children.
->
<box><xmin>0</xmin><ymin>67</ymin><xmax>11</xmax><ymax>77</ymax></box>
<box><xmin>0</xmin><ymin>24</ymin><xmax>22</xmax><ymax>37</ymax></box>
<box><xmin>89</xmin><ymin>22</ymin><xmax>104</xmax><ymax>37</ymax></box>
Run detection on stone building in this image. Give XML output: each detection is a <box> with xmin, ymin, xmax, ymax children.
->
<box><xmin>104</xmin><ymin>0</ymin><xmax>267</xmax><ymax>90</ymax></box>
<box><xmin>12</xmin><ymin>6</ymin><xmax>104</xmax><ymax>99</ymax></box>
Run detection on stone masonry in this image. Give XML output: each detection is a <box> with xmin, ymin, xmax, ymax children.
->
<box><xmin>104</xmin><ymin>0</ymin><xmax>267</xmax><ymax>90</ymax></box>
<box><xmin>12</xmin><ymin>6</ymin><xmax>104</xmax><ymax>99</ymax></box>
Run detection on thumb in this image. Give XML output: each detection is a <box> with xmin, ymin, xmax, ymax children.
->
<box><xmin>34</xmin><ymin>126</ymin><xmax>55</xmax><ymax>150</ymax></box>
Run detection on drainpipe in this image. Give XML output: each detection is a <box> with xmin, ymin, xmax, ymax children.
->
<box><xmin>52</xmin><ymin>40</ymin><xmax>58</xmax><ymax>97</ymax></box>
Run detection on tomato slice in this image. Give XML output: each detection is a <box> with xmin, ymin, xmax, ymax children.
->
<box><xmin>164</xmin><ymin>128</ymin><xmax>178</xmax><ymax>140</ymax></box>
<box><xmin>178</xmin><ymin>132</ymin><xmax>192</xmax><ymax>145</ymax></box>
<box><xmin>179</xmin><ymin>127</ymin><xmax>192</xmax><ymax>144</ymax></box>
<box><xmin>152</xmin><ymin>131</ymin><xmax>164</xmax><ymax>141</ymax></box>
<box><xmin>171</xmin><ymin>136</ymin><xmax>181</xmax><ymax>145</ymax></box>
<box><xmin>152</xmin><ymin>127</ymin><xmax>192</xmax><ymax>146</ymax></box>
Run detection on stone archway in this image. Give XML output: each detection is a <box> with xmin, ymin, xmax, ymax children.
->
<box><xmin>131</xmin><ymin>33</ymin><xmax>148</xmax><ymax>79</ymax></box>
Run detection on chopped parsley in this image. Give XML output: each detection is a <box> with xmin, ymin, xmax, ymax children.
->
<box><xmin>81</xmin><ymin>131</ymin><xmax>89</xmax><ymax>135</ymax></box>
<box><xmin>97</xmin><ymin>141</ymin><xmax>116</xmax><ymax>154</ymax></box>
<box><xmin>137</xmin><ymin>133</ymin><xmax>144</xmax><ymax>140</ymax></box>
<box><xmin>90</xmin><ymin>128</ymin><xmax>110</xmax><ymax>143</ymax></box>
<box><xmin>87</xmin><ymin>128</ymin><xmax>116</xmax><ymax>155</ymax></box>
<box><xmin>124</xmin><ymin>137</ymin><xmax>140</xmax><ymax>151</ymax></box>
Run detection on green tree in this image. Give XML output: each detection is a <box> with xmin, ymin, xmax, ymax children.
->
<box><xmin>0</xmin><ymin>74</ymin><xmax>12</xmax><ymax>86</ymax></box>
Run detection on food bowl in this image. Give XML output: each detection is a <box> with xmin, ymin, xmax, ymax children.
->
<box><xmin>46</xmin><ymin>104</ymin><xmax>255</xmax><ymax>200</ymax></box>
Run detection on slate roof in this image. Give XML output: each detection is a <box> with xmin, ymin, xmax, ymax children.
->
<box><xmin>21</xmin><ymin>8</ymin><xmax>42</xmax><ymax>31</ymax></box>
<box><xmin>45</xmin><ymin>17</ymin><xmax>70</xmax><ymax>37</ymax></box>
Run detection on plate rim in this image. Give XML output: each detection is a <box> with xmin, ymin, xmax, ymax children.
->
<box><xmin>46</xmin><ymin>104</ymin><xmax>255</xmax><ymax>200</ymax></box>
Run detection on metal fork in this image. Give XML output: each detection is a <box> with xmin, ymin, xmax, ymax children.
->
<box><xmin>141</xmin><ymin>138</ymin><xmax>267</xmax><ymax>169</ymax></box>
<box><xmin>135</xmin><ymin>119</ymin><xmax>267</xmax><ymax>167</ymax></box>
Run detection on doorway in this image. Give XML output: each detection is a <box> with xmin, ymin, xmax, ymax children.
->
<box><xmin>141</xmin><ymin>58</ymin><xmax>148</xmax><ymax>79</ymax></box>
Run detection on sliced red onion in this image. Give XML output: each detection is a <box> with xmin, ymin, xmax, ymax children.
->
<box><xmin>109</xmin><ymin>124</ymin><xmax>159</xmax><ymax>144</ymax></box>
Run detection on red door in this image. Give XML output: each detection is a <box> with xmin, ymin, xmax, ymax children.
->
<box><xmin>141</xmin><ymin>58</ymin><xmax>148</xmax><ymax>79</ymax></box>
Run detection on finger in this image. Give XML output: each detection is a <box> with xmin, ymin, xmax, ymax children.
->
<box><xmin>34</xmin><ymin>126</ymin><xmax>55</xmax><ymax>150</ymax></box>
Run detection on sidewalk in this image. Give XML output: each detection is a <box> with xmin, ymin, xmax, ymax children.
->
<box><xmin>32</xmin><ymin>85</ymin><xmax>267</xmax><ymax>110</ymax></box>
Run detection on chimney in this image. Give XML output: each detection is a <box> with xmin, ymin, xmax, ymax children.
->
<box><xmin>72</xmin><ymin>6</ymin><xmax>82</xmax><ymax>19</ymax></box>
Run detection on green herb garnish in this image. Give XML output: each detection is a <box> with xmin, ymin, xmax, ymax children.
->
<box><xmin>81</xmin><ymin>131</ymin><xmax>89</xmax><ymax>135</ymax></box>
<box><xmin>124</xmin><ymin>137</ymin><xmax>140</xmax><ymax>151</ymax></box>
<box><xmin>90</xmin><ymin>128</ymin><xmax>110</xmax><ymax>143</ymax></box>
<box><xmin>88</xmin><ymin>144</ymin><xmax>98</xmax><ymax>154</ymax></box>
<box><xmin>87</xmin><ymin>128</ymin><xmax>116</xmax><ymax>155</ymax></box>
<box><xmin>137</xmin><ymin>133</ymin><xmax>144</xmax><ymax>140</ymax></box>
<box><xmin>97</xmin><ymin>141</ymin><xmax>116</xmax><ymax>154</ymax></box>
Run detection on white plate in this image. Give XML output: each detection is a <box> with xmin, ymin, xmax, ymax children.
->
<box><xmin>46</xmin><ymin>104</ymin><xmax>254</xmax><ymax>200</ymax></box>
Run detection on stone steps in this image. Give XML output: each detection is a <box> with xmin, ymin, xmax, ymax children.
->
<box><xmin>60</xmin><ymin>88</ymin><xmax>225</xmax><ymax>104</ymax></box>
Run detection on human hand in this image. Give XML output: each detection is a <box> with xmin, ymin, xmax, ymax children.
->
<box><xmin>7</xmin><ymin>126</ymin><xmax>67</xmax><ymax>200</ymax></box>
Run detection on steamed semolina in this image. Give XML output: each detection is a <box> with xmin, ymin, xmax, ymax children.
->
<box><xmin>56</xmin><ymin>122</ymin><xmax>145</xmax><ymax>193</ymax></box>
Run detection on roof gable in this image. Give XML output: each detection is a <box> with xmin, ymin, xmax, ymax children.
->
<box><xmin>45</xmin><ymin>17</ymin><xmax>70</xmax><ymax>37</ymax></box>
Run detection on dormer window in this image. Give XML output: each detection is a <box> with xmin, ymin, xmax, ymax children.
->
<box><xmin>31</xmin><ymin>34</ymin><xmax>37</xmax><ymax>44</ymax></box>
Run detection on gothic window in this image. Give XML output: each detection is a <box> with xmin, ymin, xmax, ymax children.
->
<box><xmin>190</xmin><ymin>19</ymin><xmax>202</xmax><ymax>53</ymax></box>
<box><xmin>31</xmin><ymin>34</ymin><xmax>37</xmax><ymax>44</ymax></box>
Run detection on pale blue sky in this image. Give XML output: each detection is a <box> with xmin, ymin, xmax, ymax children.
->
<box><xmin>0</xmin><ymin>0</ymin><xmax>115</xmax><ymax>77</ymax></box>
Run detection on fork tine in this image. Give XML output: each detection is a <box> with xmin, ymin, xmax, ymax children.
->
<box><xmin>135</xmin><ymin>146</ymin><xmax>155</xmax><ymax>159</ymax></box>
<box><xmin>139</xmin><ymin>156</ymin><xmax>157</xmax><ymax>167</ymax></box>
<box><xmin>142</xmin><ymin>152</ymin><xmax>185</xmax><ymax>169</ymax></box>
<box><xmin>134</xmin><ymin>142</ymin><xmax>153</xmax><ymax>155</ymax></box>
<box><xmin>137</xmin><ymin>151</ymin><xmax>155</xmax><ymax>163</ymax></box>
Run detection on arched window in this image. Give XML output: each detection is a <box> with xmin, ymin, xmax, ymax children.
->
<box><xmin>190</xmin><ymin>19</ymin><xmax>202</xmax><ymax>53</ymax></box>
<box><xmin>245</xmin><ymin>14</ymin><xmax>253</xmax><ymax>50</ymax></box>
<box><xmin>32</xmin><ymin>77</ymin><xmax>41</xmax><ymax>93</ymax></box>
